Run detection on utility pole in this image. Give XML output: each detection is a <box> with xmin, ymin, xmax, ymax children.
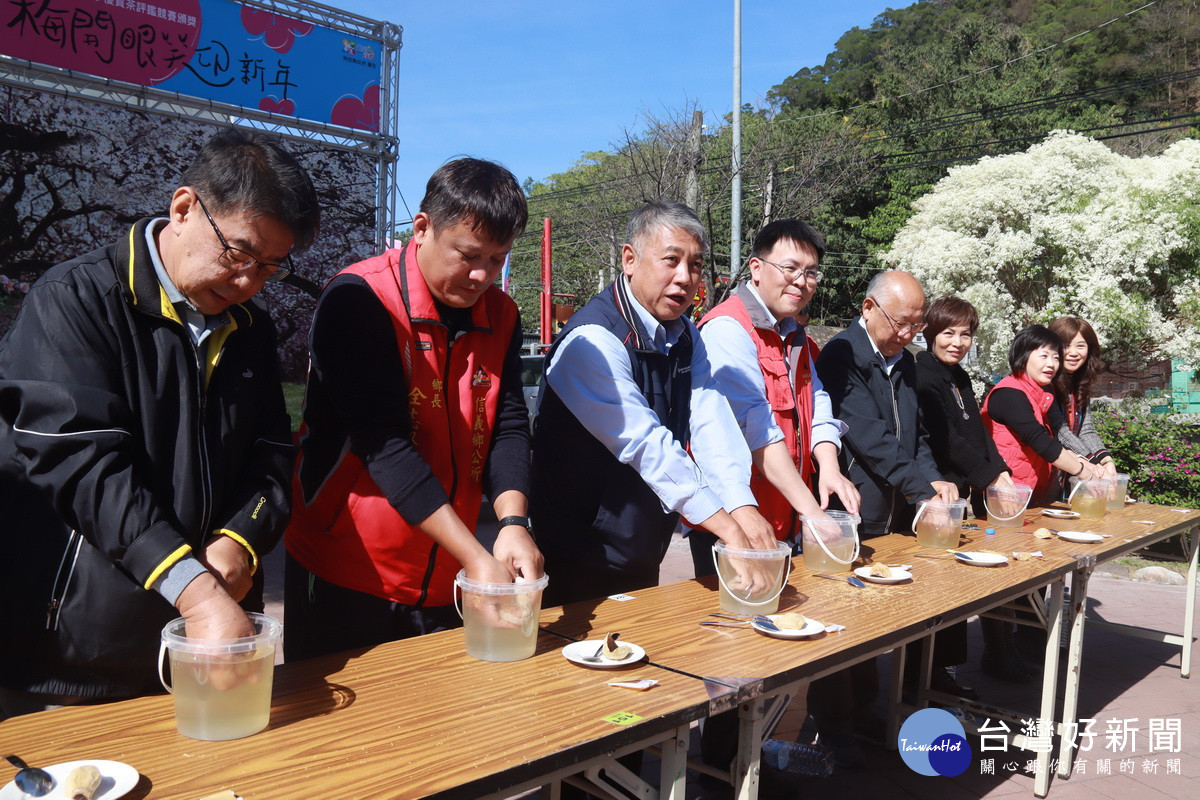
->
<box><xmin>731</xmin><ymin>0</ymin><xmax>743</xmax><ymax>283</ymax></box>
<box><xmin>686</xmin><ymin>109</ymin><xmax>702</xmax><ymax>210</ymax></box>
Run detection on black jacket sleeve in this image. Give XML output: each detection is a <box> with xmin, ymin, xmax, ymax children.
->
<box><xmin>914</xmin><ymin>356</ymin><xmax>1009</xmax><ymax>493</ymax></box>
<box><xmin>817</xmin><ymin>336</ymin><xmax>938</xmax><ymax>503</ymax></box>
<box><xmin>0</xmin><ymin>275</ymin><xmax>190</xmax><ymax>588</ymax></box>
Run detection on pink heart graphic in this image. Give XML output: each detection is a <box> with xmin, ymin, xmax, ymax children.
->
<box><xmin>259</xmin><ymin>97</ymin><xmax>296</xmax><ymax>116</ymax></box>
<box><xmin>242</xmin><ymin>8</ymin><xmax>315</xmax><ymax>54</ymax></box>
<box><xmin>330</xmin><ymin>85</ymin><xmax>381</xmax><ymax>132</ymax></box>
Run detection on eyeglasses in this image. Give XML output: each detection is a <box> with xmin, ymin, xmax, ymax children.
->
<box><xmin>870</xmin><ymin>297</ymin><xmax>926</xmax><ymax>334</ymax></box>
<box><xmin>759</xmin><ymin>258</ymin><xmax>822</xmax><ymax>284</ymax></box>
<box><xmin>195</xmin><ymin>193</ymin><xmax>292</xmax><ymax>282</ymax></box>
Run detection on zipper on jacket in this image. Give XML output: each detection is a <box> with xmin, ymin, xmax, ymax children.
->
<box><xmin>46</xmin><ymin>531</ymin><xmax>83</xmax><ymax>630</ymax></box>
<box><xmin>190</xmin><ymin>339</ymin><xmax>215</xmax><ymax>539</ymax></box>
<box><xmin>885</xmin><ymin>369</ymin><xmax>902</xmax><ymax>535</ymax></box>
<box><xmin>416</xmin><ymin>328</ymin><xmax>459</xmax><ymax>607</ymax></box>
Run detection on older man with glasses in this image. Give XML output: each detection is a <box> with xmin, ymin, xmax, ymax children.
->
<box><xmin>0</xmin><ymin>129</ymin><xmax>320</xmax><ymax>717</ymax></box>
<box><xmin>805</xmin><ymin>269</ymin><xmax>958</xmax><ymax>766</ymax></box>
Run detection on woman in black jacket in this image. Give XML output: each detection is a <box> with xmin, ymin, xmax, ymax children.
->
<box><xmin>914</xmin><ymin>296</ymin><xmax>1033</xmax><ymax>683</ymax></box>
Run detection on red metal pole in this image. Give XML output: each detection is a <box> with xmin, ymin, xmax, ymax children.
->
<box><xmin>540</xmin><ymin>217</ymin><xmax>553</xmax><ymax>346</ymax></box>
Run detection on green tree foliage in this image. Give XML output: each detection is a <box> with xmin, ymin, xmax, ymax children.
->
<box><xmin>524</xmin><ymin>1</ymin><xmax>1200</xmax><ymax>332</ymax></box>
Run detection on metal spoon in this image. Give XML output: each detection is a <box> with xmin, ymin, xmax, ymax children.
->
<box><xmin>702</xmin><ymin>618</ymin><xmax>783</xmax><ymax>631</ymax></box>
<box><xmin>4</xmin><ymin>755</ymin><xmax>54</xmax><ymax>797</ymax></box>
<box><xmin>813</xmin><ymin>572</ymin><xmax>867</xmax><ymax>588</ymax></box>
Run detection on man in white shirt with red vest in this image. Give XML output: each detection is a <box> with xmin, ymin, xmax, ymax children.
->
<box><xmin>284</xmin><ymin>158</ymin><xmax>543</xmax><ymax>659</ymax></box>
<box><xmin>692</xmin><ymin>219</ymin><xmax>860</xmax><ymax>571</ymax></box>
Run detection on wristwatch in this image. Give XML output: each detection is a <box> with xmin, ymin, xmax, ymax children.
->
<box><xmin>498</xmin><ymin>515</ymin><xmax>533</xmax><ymax>531</ymax></box>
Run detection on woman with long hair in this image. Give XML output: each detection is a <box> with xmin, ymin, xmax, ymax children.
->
<box><xmin>981</xmin><ymin>325</ymin><xmax>1103</xmax><ymax>506</ymax></box>
<box><xmin>1049</xmin><ymin>317</ymin><xmax>1117</xmax><ymax>479</ymax></box>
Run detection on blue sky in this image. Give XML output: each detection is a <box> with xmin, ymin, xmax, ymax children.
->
<box><xmin>333</xmin><ymin>1</ymin><xmax>901</xmax><ymax>225</ymax></box>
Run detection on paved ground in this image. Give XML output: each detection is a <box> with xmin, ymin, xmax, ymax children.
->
<box><xmin>263</xmin><ymin>531</ymin><xmax>1198</xmax><ymax>799</ymax></box>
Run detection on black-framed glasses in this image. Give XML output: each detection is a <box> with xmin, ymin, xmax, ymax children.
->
<box><xmin>869</xmin><ymin>296</ymin><xmax>926</xmax><ymax>334</ymax></box>
<box><xmin>194</xmin><ymin>193</ymin><xmax>292</xmax><ymax>282</ymax></box>
<box><xmin>759</xmin><ymin>258</ymin><xmax>822</xmax><ymax>284</ymax></box>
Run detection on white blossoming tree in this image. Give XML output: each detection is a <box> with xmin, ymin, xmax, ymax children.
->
<box><xmin>883</xmin><ymin>131</ymin><xmax>1200</xmax><ymax>376</ymax></box>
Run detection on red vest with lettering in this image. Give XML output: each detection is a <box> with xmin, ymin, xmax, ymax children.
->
<box><xmin>981</xmin><ymin>373</ymin><xmax>1056</xmax><ymax>504</ymax></box>
<box><xmin>286</xmin><ymin>243</ymin><xmax>517</xmax><ymax>606</ymax></box>
<box><xmin>700</xmin><ymin>293</ymin><xmax>819</xmax><ymax>539</ymax></box>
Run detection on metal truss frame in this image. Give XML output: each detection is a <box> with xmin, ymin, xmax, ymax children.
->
<box><xmin>0</xmin><ymin>0</ymin><xmax>402</xmax><ymax>251</ymax></box>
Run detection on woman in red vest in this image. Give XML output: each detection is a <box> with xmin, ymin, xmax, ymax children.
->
<box><xmin>982</xmin><ymin>325</ymin><xmax>1103</xmax><ymax>505</ymax></box>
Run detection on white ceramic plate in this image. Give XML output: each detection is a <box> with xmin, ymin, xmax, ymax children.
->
<box><xmin>1056</xmin><ymin>530</ymin><xmax>1106</xmax><ymax>543</ymax></box>
<box><xmin>1043</xmin><ymin>509</ymin><xmax>1081</xmax><ymax>519</ymax></box>
<box><xmin>0</xmin><ymin>760</ymin><xmax>139</xmax><ymax>800</ymax></box>
<box><xmin>562</xmin><ymin>640</ymin><xmax>646</xmax><ymax>668</ymax></box>
<box><xmin>953</xmin><ymin>551</ymin><xmax>1008</xmax><ymax>566</ymax></box>
<box><xmin>752</xmin><ymin>615</ymin><xmax>826</xmax><ymax>639</ymax></box>
<box><xmin>853</xmin><ymin>566</ymin><xmax>913</xmax><ymax>585</ymax></box>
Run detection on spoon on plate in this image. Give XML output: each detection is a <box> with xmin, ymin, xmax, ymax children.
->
<box><xmin>813</xmin><ymin>572</ymin><xmax>867</xmax><ymax>588</ymax></box>
<box><xmin>4</xmin><ymin>755</ymin><xmax>54</xmax><ymax>797</ymax></box>
<box><xmin>914</xmin><ymin>552</ymin><xmax>979</xmax><ymax>561</ymax></box>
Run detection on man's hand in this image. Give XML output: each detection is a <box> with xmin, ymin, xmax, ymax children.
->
<box><xmin>730</xmin><ymin>506</ymin><xmax>778</xmax><ymax>551</ymax></box>
<box><xmin>199</xmin><ymin>535</ymin><xmax>254</xmax><ymax>602</ymax></box>
<box><xmin>175</xmin><ymin>573</ymin><xmax>256</xmax><ymax>690</ymax></box>
<box><xmin>460</xmin><ymin>552</ymin><xmax>524</xmax><ymax>630</ymax></box>
<box><xmin>930</xmin><ymin>481</ymin><xmax>960</xmax><ymax>503</ymax></box>
<box><xmin>492</xmin><ymin>525</ymin><xmax>544</xmax><ymax>580</ymax></box>
<box><xmin>817</xmin><ymin>469</ymin><xmax>861</xmax><ymax>515</ymax></box>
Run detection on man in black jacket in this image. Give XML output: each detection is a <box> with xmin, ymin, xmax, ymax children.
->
<box><xmin>808</xmin><ymin>269</ymin><xmax>958</xmax><ymax>766</ymax></box>
<box><xmin>817</xmin><ymin>270</ymin><xmax>958</xmax><ymax>535</ymax></box>
<box><xmin>0</xmin><ymin>130</ymin><xmax>319</xmax><ymax>717</ymax></box>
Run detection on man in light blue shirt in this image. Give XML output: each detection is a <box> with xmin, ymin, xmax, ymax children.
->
<box><xmin>531</xmin><ymin>201</ymin><xmax>778</xmax><ymax>607</ymax></box>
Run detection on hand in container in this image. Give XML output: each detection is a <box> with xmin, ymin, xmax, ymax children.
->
<box><xmin>176</xmin><ymin>573</ymin><xmax>259</xmax><ymax>690</ymax></box>
<box><xmin>462</xmin><ymin>553</ymin><xmax>525</xmax><ymax>630</ymax></box>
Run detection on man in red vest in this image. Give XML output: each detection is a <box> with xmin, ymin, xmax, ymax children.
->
<box><xmin>284</xmin><ymin>158</ymin><xmax>543</xmax><ymax>660</ymax></box>
<box><xmin>691</xmin><ymin>218</ymin><xmax>861</xmax><ymax>774</ymax></box>
<box><xmin>693</xmin><ymin>219</ymin><xmax>860</xmax><ymax>574</ymax></box>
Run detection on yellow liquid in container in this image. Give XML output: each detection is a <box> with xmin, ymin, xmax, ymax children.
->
<box><xmin>170</xmin><ymin>647</ymin><xmax>275</xmax><ymax>741</ymax></box>
<box><xmin>804</xmin><ymin>541</ymin><xmax>854</xmax><ymax>573</ymax></box>
<box><xmin>916</xmin><ymin>521</ymin><xmax>960</xmax><ymax>549</ymax></box>
<box><xmin>1071</xmin><ymin>493</ymin><xmax>1108</xmax><ymax>519</ymax></box>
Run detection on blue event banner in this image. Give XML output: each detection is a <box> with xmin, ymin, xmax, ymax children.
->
<box><xmin>1</xmin><ymin>0</ymin><xmax>384</xmax><ymax>132</ymax></box>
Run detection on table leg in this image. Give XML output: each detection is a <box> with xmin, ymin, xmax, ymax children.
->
<box><xmin>887</xmin><ymin>645</ymin><xmax>906</xmax><ymax>747</ymax></box>
<box><xmin>1057</xmin><ymin>567</ymin><xmax>1091</xmax><ymax>778</ymax></box>
<box><xmin>732</xmin><ymin>695</ymin><xmax>770</xmax><ymax>800</ymax></box>
<box><xmin>1034</xmin><ymin>577</ymin><xmax>1065</xmax><ymax>798</ymax></box>
<box><xmin>1183</xmin><ymin>526</ymin><xmax>1198</xmax><ymax>679</ymax></box>
<box><xmin>659</xmin><ymin>724</ymin><xmax>689</xmax><ymax>800</ymax></box>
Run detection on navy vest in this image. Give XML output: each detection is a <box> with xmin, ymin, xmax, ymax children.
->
<box><xmin>532</xmin><ymin>280</ymin><xmax>692</xmax><ymax>600</ymax></box>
